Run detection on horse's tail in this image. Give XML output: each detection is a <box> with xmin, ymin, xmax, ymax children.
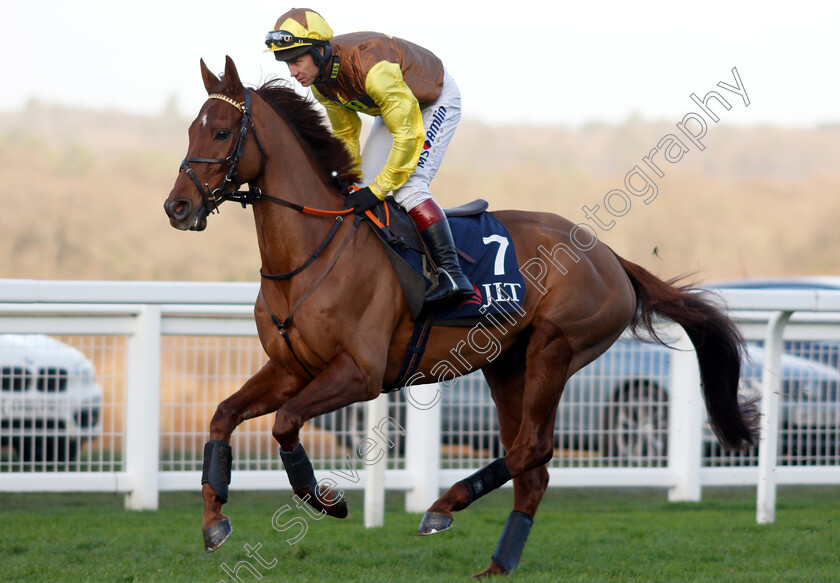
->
<box><xmin>616</xmin><ymin>255</ymin><xmax>759</xmax><ymax>451</ymax></box>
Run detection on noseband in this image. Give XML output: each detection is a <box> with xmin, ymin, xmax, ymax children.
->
<box><xmin>179</xmin><ymin>90</ymin><xmax>265</xmax><ymax>216</ymax></box>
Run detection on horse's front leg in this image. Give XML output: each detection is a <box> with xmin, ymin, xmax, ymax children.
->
<box><xmin>202</xmin><ymin>360</ymin><xmax>303</xmax><ymax>551</ymax></box>
<box><xmin>272</xmin><ymin>347</ymin><xmax>379</xmax><ymax>519</ymax></box>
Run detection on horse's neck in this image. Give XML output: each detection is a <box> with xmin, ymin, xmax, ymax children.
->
<box><xmin>250</xmin><ymin>161</ymin><xmax>343</xmax><ymax>279</ymax></box>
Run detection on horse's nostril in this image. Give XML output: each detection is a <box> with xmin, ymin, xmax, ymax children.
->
<box><xmin>167</xmin><ymin>199</ymin><xmax>191</xmax><ymax>220</ymax></box>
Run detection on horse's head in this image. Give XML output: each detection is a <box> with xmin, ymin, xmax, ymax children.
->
<box><xmin>165</xmin><ymin>56</ymin><xmax>264</xmax><ymax>231</ymax></box>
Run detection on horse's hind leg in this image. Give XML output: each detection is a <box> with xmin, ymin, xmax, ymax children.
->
<box><xmin>477</xmin><ymin>344</ymin><xmax>549</xmax><ymax>577</ymax></box>
<box><xmin>419</xmin><ymin>317</ymin><xmax>569</xmax><ymax>554</ymax></box>
<box><xmin>472</xmin><ymin>466</ymin><xmax>548</xmax><ymax>578</ymax></box>
<box><xmin>202</xmin><ymin>360</ymin><xmax>302</xmax><ymax>551</ymax></box>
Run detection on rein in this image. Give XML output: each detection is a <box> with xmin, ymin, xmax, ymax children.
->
<box><xmin>180</xmin><ymin>88</ymin><xmax>361</xmax><ymax>378</ymax></box>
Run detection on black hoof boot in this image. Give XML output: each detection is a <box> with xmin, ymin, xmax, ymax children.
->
<box><xmin>203</xmin><ymin>517</ymin><xmax>232</xmax><ymax>552</ymax></box>
<box><xmin>417</xmin><ymin>512</ymin><xmax>453</xmax><ymax>535</ymax></box>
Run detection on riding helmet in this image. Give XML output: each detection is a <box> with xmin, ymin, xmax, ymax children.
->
<box><xmin>265</xmin><ymin>8</ymin><xmax>333</xmax><ymax>66</ymax></box>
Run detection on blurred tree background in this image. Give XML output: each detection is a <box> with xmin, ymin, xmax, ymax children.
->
<box><xmin>2</xmin><ymin>101</ymin><xmax>838</xmax><ymax>284</ymax></box>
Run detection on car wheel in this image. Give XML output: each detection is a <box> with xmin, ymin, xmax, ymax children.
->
<box><xmin>605</xmin><ymin>381</ymin><xmax>668</xmax><ymax>463</ymax></box>
<box><xmin>19</xmin><ymin>436</ymin><xmax>78</xmax><ymax>462</ymax></box>
<box><xmin>783</xmin><ymin>430</ymin><xmax>822</xmax><ymax>460</ymax></box>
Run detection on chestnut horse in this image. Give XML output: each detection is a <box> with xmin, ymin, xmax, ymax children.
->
<box><xmin>164</xmin><ymin>57</ymin><xmax>757</xmax><ymax>577</ymax></box>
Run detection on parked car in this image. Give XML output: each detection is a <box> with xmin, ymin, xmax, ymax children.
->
<box><xmin>434</xmin><ymin>279</ymin><xmax>840</xmax><ymax>460</ymax></box>
<box><xmin>312</xmin><ymin>333</ymin><xmax>840</xmax><ymax>462</ymax></box>
<box><xmin>1</xmin><ymin>335</ymin><xmax>103</xmax><ymax>462</ymax></box>
<box><xmin>439</xmin><ymin>338</ymin><xmax>839</xmax><ymax>460</ymax></box>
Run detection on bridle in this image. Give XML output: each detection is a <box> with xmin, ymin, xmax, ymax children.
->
<box><xmin>179</xmin><ymin>90</ymin><xmax>266</xmax><ymax>217</ymax></box>
<box><xmin>178</xmin><ymin>88</ymin><xmax>357</xmax><ymax>220</ymax></box>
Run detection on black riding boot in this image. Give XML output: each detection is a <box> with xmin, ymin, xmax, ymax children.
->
<box><xmin>419</xmin><ymin>219</ymin><xmax>475</xmax><ymax>306</ymax></box>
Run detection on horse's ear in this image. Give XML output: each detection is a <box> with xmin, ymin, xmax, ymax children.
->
<box><xmin>200</xmin><ymin>59</ymin><xmax>220</xmax><ymax>94</ymax></box>
<box><xmin>223</xmin><ymin>55</ymin><xmax>245</xmax><ymax>95</ymax></box>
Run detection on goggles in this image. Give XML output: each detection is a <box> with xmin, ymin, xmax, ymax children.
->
<box><xmin>264</xmin><ymin>30</ymin><xmax>326</xmax><ymax>50</ymax></box>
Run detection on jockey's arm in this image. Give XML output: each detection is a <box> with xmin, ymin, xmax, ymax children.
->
<box><xmin>312</xmin><ymin>86</ymin><xmax>363</xmax><ymax>178</ymax></box>
<box><xmin>363</xmin><ymin>61</ymin><xmax>425</xmax><ymax>199</ymax></box>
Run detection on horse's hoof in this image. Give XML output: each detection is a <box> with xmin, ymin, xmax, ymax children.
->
<box><xmin>296</xmin><ymin>486</ymin><xmax>349</xmax><ymax>519</ymax></box>
<box><xmin>203</xmin><ymin>517</ymin><xmax>232</xmax><ymax>552</ymax></box>
<box><xmin>473</xmin><ymin>560</ymin><xmax>506</xmax><ymax>578</ymax></box>
<box><xmin>324</xmin><ymin>496</ymin><xmax>349</xmax><ymax>519</ymax></box>
<box><xmin>417</xmin><ymin>511</ymin><xmax>453</xmax><ymax>535</ymax></box>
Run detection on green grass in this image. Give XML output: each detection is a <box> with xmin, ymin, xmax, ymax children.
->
<box><xmin>3</xmin><ymin>486</ymin><xmax>839</xmax><ymax>582</ymax></box>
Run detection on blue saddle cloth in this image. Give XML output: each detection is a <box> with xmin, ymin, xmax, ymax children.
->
<box><xmin>366</xmin><ymin>199</ymin><xmax>526</xmax><ymax>325</ymax></box>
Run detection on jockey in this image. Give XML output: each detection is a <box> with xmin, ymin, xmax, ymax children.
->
<box><xmin>265</xmin><ymin>8</ymin><xmax>474</xmax><ymax>306</ymax></box>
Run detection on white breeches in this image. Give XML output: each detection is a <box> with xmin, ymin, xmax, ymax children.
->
<box><xmin>359</xmin><ymin>68</ymin><xmax>461</xmax><ymax>211</ymax></box>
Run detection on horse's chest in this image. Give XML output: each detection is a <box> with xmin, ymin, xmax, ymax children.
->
<box><xmin>254</xmin><ymin>308</ymin><xmax>333</xmax><ymax>374</ymax></box>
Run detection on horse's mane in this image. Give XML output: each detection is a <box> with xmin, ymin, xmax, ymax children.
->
<box><xmin>255</xmin><ymin>79</ymin><xmax>361</xmax><ymax>187</ymax></box>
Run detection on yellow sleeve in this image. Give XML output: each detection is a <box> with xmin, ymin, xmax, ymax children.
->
<box><xmin>311</xmin><ymin>85</ymin><xmax>363</xmax><ymax>178</ymax></box>
<box><xmin>364</xmin><ymin>61</ymin><xmax>425</xmax><ymax>195</ymax></box>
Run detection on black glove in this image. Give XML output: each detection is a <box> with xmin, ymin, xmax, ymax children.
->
<box><xmin>345</xmin><ymin>186</ymin><xmax>380</xmax><ymax>215</ymax></box>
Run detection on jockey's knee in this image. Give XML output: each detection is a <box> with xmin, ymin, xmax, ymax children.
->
<box><xmin>395</xmin><ymin>187</ymin><xmax>431</xmax><ymax>212</ymax></box>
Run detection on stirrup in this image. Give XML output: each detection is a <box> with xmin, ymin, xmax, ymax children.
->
<box><xmin>425</xmin><ymin>270</ymin><xmax>475</xmax><ymax>305</ymax></box>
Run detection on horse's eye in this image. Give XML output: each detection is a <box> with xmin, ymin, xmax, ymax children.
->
<box><xmin>214</xmin><ymin>129</ymin><xmax>232</xmax><ymax>141</ymax></box>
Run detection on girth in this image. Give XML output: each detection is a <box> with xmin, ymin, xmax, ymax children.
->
<box><xmin>258</xmin><ymin>214</ymin><xmax>363</xmax><ymax>379</ymax></box>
